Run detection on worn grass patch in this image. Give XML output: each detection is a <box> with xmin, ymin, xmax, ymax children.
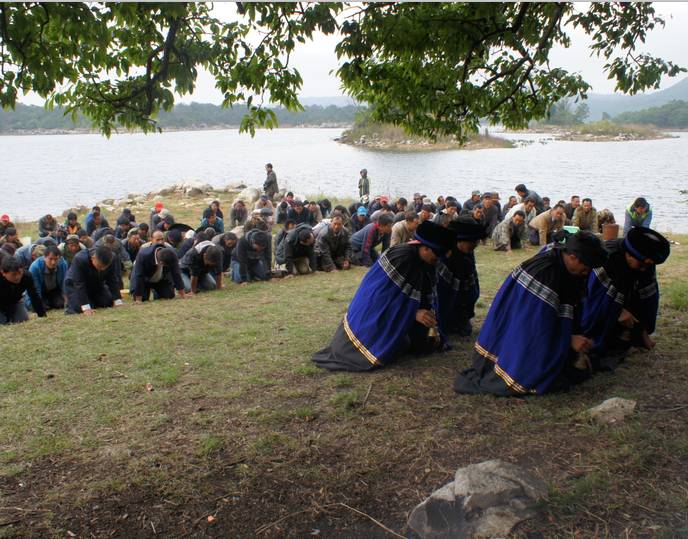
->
<box><xmin>1</xmin><ymin>208</ymin><xmax>686</xmax><ymax>538</ymax></box>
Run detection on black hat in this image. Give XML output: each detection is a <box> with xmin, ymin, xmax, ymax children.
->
<box><xmin>564</xmin><ymin>231</ymin><xmax>607</xmax><ymax>268</ymax></box>
<box><xmin>624</xmin><ymin>227</ymin><xmax>670</xmax><ymax>264</ymax></box>
<box><xmin>413</xmin><ymin>221</ymin><xmax>456</xmax><ymax>256</ymax></box>
<box><xmin>448</xmin><ymin>220</ymin><xmax>488</xmax><ymax>241</ymax></box>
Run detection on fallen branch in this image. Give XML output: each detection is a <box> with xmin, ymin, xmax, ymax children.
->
<box><xmin>362</xmin><ymin>382</ymin><xmax>373</xmax><ymax>408</ymax></box>
<box><xmin>337</xmin><ymin>503</ymin><xmax>406</xmax><ymax>539</ymax></box>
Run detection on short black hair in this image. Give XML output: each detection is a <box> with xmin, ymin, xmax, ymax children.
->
<box><xmin>405</xmin><ymin>210</ymin><xmax>419</xmax><ymax>222</ymax></box>
<box><xmin>67</xmin><ymin>212</ymin><xmax>78</xmax><ymax>221</ymax></box>
<box><xmin>203</xmin><ymin>245</ymin><xmax>222</xmax><ymax>267</ymax></box>
<box><xmin>397</xmin><ymin>197</ymin><xmax>408</xmax><ymax>206</ymax></box>
<box><xmin>571</xmin><ymin>195</ymin><xmax>580</xmax><ymax>201</ymax></box>
<box><xmin>298</xmin><ymin>229</ymin><xmax>313</xmax><ymax>242</ymax></box>
<box><xmin>93</xmin><ymin>245</ymin><xmax>114</xmax><ymax>266</ymax></box>
<box><xmin>1</xmin><ymin>243</ymin><xmax>17</xmax><ymax>256</ymax></box>
<box><xmin>1</xmin><ymin>256</ymin><xmax>22</xmax><ymax>273</ymax></box>
<box><xmin>513</xmin><ymin>210</ymin><xmax>526</xmax><ymax>219</ymax></box>
<box><xmin>92</xmin><ymin>206</ymin><xmax>101</xmax><ymax>212</ymax></box>
<box><xmin>515</xmin><ymin>184</ymin><xmax>527</xmax><ymax>192</ymax></box>
<box><xmin>44</xmin><ymin>245</ymin><xmax>61</xmax><ymax>258</ymax></box>
<box><xmin>378</xmin><ymin>214</ymin><xmax>394</xmax><ymax>227</ymax></box>
<box><xmin>158</xmin><ymin>247</ymin><xmax>179</xmax><ymax>266</ymax></box>
<box><xmin>4</xmin><ymin>227</ymin><xmax>17</xmax><ymax>236</ymax></box>
<box><xmin>633</xmin><ymin>197</ymin><xmax>649</xmax><ymax>210</ymax></box>
<box><xmin>138</xmin><ymin>223</ymin><xmax>149</xmax><ymax>232</ymax></box>
<box><xmin>582</xmin><ymin>198</ymin><xmax>592</xmax><ymax>204</ymax></box>
<box><xmin>77</xmin><ymin>228</ymin><xmax>88</xmax><ymax>237</ymax></box>
<box><xmin>553</xmin><ymin>203</ymin><xmax>566</xmax><ymax>211</ymax></box>
<box><xmin>287</xmin><ymin>191</ymin><xmax>294</xmax><ymax>197</ymax></box>
<box><xmin>284</xmin><ymin>219</ymin><xmax>295</xmax><ymax>228</ymax></box>
<box><xmin>250</xmin><ymin>231</ymin><xmax>270</xmax><ymax>248</ymax></box>
<box><xmin>224</xmin><ymin>232</ymin><xmax>238</xmax><ymax>242</ymax></box>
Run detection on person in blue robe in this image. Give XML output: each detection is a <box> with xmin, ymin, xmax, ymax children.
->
<box><xmin>312</xmin><ymin>221</ymin><xmax>455</xmax><ymax>372</ymax></box>
<box><xmin>436</xmin><ymin>221</ymin><xmax>487</xmax><ymax>337</ymax></box>
<box><xmin>454</xmin><ymin>231</ymin><xmax>607</xmax><ymax>396</ymax></box>
<box><xmin>581</xmin><ymin>226</ymin><xmax>670</xmax><ymax>371</ymax></box>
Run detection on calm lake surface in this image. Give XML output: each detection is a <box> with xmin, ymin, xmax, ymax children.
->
<box><xmin>1</xmin><ymin>127</ymin><xmax>686</xmax><ymax>232</ymax></box>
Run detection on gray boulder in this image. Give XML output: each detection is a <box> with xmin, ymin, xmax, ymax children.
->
<box><xmin>408</xmin><ymin>459</ymin><xmax>547</xmax><ymax>539</ymax></box>
<box><xmin>587</xmin><ymin>397</ymin><xmax>636</xmax><ymax>425</ymax></box>
<box><xmin>237</xmin><ymin>187</ymin><xmax>262</xmax><ymax>204</ymax></box>
<box><xmin>224</xmin><ymin>181</ymin><xmax>247</xmax><ymax>191</ymax></box>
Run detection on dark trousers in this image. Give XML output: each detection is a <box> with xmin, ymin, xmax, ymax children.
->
<box><xmin>133</xmin><ymin>277</ymin><xmax>176</xmax><ymax>301</ymax></box>
<box><xmin>65</xmin><ymin>285</ymin><xmax>113</xmax><ymax>314</ymax></box>
<box><xmin>43</xmin><ymin>288</ymin><xmax>65</xmax><ymax>310</ymax></box>
<box><xmin>0</xmin><ymin>302</ymin><xmax>29</xmax><ymax>324</ymax></box>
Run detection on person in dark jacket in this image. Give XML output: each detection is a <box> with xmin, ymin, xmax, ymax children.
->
<box><xmin>229</xmin><ymin>200</ymin><xmax>248</xmax><ymax>228</ymax></box>
<box><xmin>350</xmin><ymin>214</ymin><xmax>393</xmax><ymax>267</ymax></box>
<box><xmin>198</xmin><ymin>213</ymin><xmax>224</xmax><ymax>234</ymax></box>
<box><xmin>86</xmin><ymin>211</ymin><xmax>110</xmax><ymax>236</ymax></box>
<box><xmin>27</xmin><ymin>245</ymin><xmax>67</xmax><ymax>311</ymax></box>
<box><xmin>0</xmin><ymin>255</ymin><xmax>46</xmax><ymax>324</ymax></box>
<box><xmin>180</xmin><ymin>241</ymin><xmax>223</xmax><ymax>293</ymax></box>
<box><xmin>202</xmin><ymin>200</ymin><xmax>224</xmax><ymax>220</ymax></box>
<box><xmin>38</xmin><ymin>214</ymin><xmax>59</xmax><ymax>239</ymax></box>
<box><xmin>130</xmin><ymin>245</ymin><xmax>186</xmax><ymax>302</ymax></box>
<box><xmin>231</xmin><ymin>229</ymin><xmax>271</xmax><ymax>284</ymax></box>
<box><xmin>285</xmin><ymin>227</ymin><xmax>316</xmax><ymax>275</ymax></box>
<box><xmin>0</xmin><ymin>227</ymin><xmax>22</xmax><ymax>249</ymax></box>
<box><xmin>463</xmin><ymin>191</ymin><xmax>482</xmax><ymax>213</ymax></box>
<box><xmin>315</xmin><ymin>216</ymin><xmax>351</xmax><ymax>272</ymax></box>
<box><xmin>287</xmin><ymin>200</ymin><xmax>311</xmax><ymax>225</ymax></box>
<box><xmin>211</xmin><ymin>232</ymin><xmax>238</xmax><ymax>273</ymax></box>
<box><xmin>263</xmin><ymin>163</ymin><xmax>279</xmax><ymax>199</ymax></box>
<box><xmin>64</xmin><ymin>246</ymin><xmax>123</xmax><ymax>315</ymax></box>
<box><xmin>350</xmin><ymin>206</ymin><xmax>370</xmax><ymax>233</ymax></box>
<box><xmin>515</xmin><ymin>183</ymin><xmax>545</xmax><ymax>214</ymax></box>
<box><xmin>0</xmin><ymin>214</ymin><xmax>15</xmax><ymax>237</ymax></box>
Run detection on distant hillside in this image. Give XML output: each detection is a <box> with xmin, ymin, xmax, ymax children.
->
<box><xmin>0</xmin><ymin>102</ymin><xmax>360</xmax><ymax>133</ymax></box>
<box><xmin>582</xmin><ymin>77</ymin><xmax>688</xmax><ymax>120</ymax></box>
<box><xmin>614</xmin><ymin>100</ymin><xmax>688</xmax><ymax>128</ymax></box>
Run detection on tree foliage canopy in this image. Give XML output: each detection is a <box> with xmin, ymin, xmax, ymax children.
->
<box><xmin>0</xmin><ymin>2</ymin><xmax>683</xmax><ymax>137</ymax></box>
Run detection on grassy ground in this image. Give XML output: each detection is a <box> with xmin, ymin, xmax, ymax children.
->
<box><xmin>1</xmin><ymin>201</ymin><xmax>687</xmax><ymax>538</ymax></box>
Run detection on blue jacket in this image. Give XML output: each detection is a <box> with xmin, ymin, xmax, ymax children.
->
<box><xmin>27</xmin><ymin>256</ymin><xmax>67</xmax><ymax>309</ymax></box>
<box><xmin>199</xmin><ymin>217</ymin><xmax>224</xmax><ymax>234</ymax></box>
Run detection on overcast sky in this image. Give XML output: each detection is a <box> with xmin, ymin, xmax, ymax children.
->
<box><xmin>18</xmin><ymin>3</ymin><xmax>688</xmax><ymax>106</ymax></box>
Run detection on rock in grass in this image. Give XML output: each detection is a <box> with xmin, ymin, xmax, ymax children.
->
<box><xmin>587</xmin><ymin>397</ymin><xmax>636</xmax><ymax>425</ymax></box>
<box><xmin>408</xmin><ymin>459</ymin><xmax>547</xmax><ymax>539</ymax></box>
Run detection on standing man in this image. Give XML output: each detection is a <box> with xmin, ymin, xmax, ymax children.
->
<box><xmin>263</xmin><ymin>163</ymin><xmax>279</xmax><ymax>200</ymax></box>
<box><xmin>358</xmin><ymin>168</ymin><xmax>370</xmax><ymax>204</ymax></box>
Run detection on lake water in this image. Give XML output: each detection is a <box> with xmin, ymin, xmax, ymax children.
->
<box><xmin>1</xmin><ymin>127</ymin><xmax>687</xmax><ymax>232</ymax></box>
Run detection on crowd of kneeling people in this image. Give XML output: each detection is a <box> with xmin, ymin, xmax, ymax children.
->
<box><xmin>0</xmin><ymin>181</ymin><xmax>667</xmax><ymax>396</ymax></box>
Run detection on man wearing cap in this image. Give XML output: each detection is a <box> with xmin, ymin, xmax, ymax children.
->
<box><xmin>350</xmin><ymin>214</ymin><xmax>394</xmax><ymax>267</ymax></box>
<box><xmin>358</xmin><ymin>169</ymin><xmax>370</xmax><ymax>203</ymax></box>
<box><xmin>64</xmin><ymin>246</ymin><xmax>124</xmax><ymax>315</ymax></box>
<box><xmin>255</xmin><ymin>194</ymin><xmax>275</xmax><ymax>215</ymax></box>
<box><xmin>581</xmin><ymin>226</ymin><xmax>670</xmax><ymax>370</ymax></box>
<box><xmin>149</xmin><ymin>202</ymin><xmax>164</xmax><ymax>229</ymax></box>
<box><xmin>390</xmin><ymin>210</ymin><xmax>420</xmax><ymax>247</ymax></box>
<box><xmin>0</xmin><ymin>214</ymin><xmax>15</xmax><ymax>237</ymax></box>
<box><xmin>263</xmin><ymin>163</ymin><xmax>279</xmax><ymax>200</ymax></box>
<box><xmin>351</xmin><ymin>206</ymin><xmax>370</xmax><ymax>233</ymax></box>
<box><xmin>130</xmin><ymin>244</ymin><xmax>187</xmax><ymax>302</ymax></box>
<box><xmin>436</xmin><ymin>222</ymin><xmax>486</xmax><ymax>337</ymax></box>
<box><xmin>313</xmin><ymin>221</ymin><xmax>456</xmax><ymax>371</ymax></box>
<box><xmin>463</xmin><ymin>191</ymin><xmax>482</xmax><ymax>212</ymax></box>
<box><xmin>455</xmin><ymin>231</ymin><xmax>607</xmax><ymax>396</ymax></box>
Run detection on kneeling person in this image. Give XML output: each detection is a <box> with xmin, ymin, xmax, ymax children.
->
<box><xmin>180</xmin><ymin>242</ymin><xmax>223</xmax><ymax>293</ymax></box>
<box><xmin>0</xmin><ymin>256</ymin><xmax>46</xmax><ymax>324</ymax></box>
<box><xmin>455</xmin><ymin>232</ymin><xmax>607</xmax><ymax>396</ymax></box>
<box><xmin>64</xmin><ymin>246</ymin><xmax>123</xmax><ymax>315</ymax></box>
<box><xmin>315</xmin><ymin>215</ymin><xmax>351</xmax><ymax>271</ymax></box>
<box><xmin>130</xmin><ymin>245</ymin><xmax>186</xmax><ymax>302</ymax></box>
<box><xmin>28</xmin><ymin>245</ymin><xmax>67</xmax><ymax>311</ymax></box>
<box><xmin>312</xmin><ymin>222</ymin><xmax>455</xmax><ymax>371</ymax></box>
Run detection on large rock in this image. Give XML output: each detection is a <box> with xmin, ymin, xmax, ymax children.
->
<box><xmin>587</xmin><ymin>398</ymin><xmax>636</xmax><ymax>425</ymax></box>
<box><xmin>408</xmin><ymin>460</ymin><xmax>547</xmax><ymax>539</ymax></box>
<box><xmin>236</xmin><ymin>187</ymin><xmax>262</xmax><ymax>204</ymax></box>
<box><xmin>179</xmin><ymin>179</ymin><xmax>213</xmax><ymax>197</ymax></box>
<box><xmin>157</xmin><ymin>187</ymin><xmax>175</xmax><ymax>196</ymax></box>
<box><xmin>224</xmin><ymin>181</ymin><xmax>247</xmax><ymax>191</ymax></box>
